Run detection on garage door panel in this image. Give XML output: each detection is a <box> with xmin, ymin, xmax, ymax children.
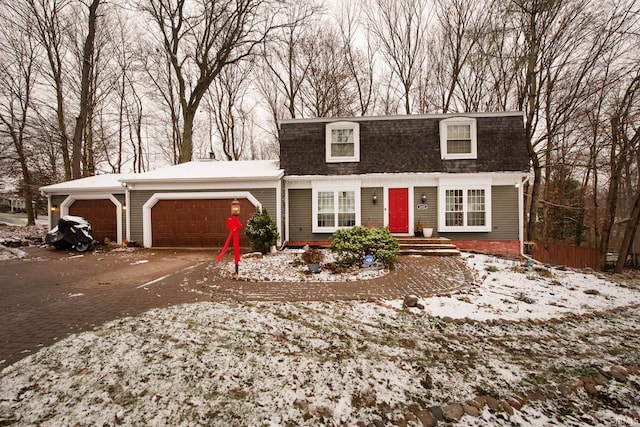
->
<box><xmin>151</xmin><ymin>198</ymin><xmax>254</xmax><ymax>247</ymax></box>
<box><xmin>69</xmin><ymin>199</ymin><xmax>118</xmax><ymax>243</ymax></box>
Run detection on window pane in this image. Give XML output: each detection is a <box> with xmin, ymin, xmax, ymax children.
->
<box><xmin>445</xmin><ymin>189</ymin><xmax>464</xmax><ymax>227</ymax></box>
<box><xmin>447</xmin><ymin>124</ymin><xmax>471</xmax><ymax>154</ymax></box>
<box><xmin>331</xmin><ymin>129</ymin><xmax>354</xmax><ymax>157</ymax></box>
<box><xmin>467</xmin><ymin>189</ymin><xmax>485</xmax><ymax>226</ymax></box>
<box><xmin>338</xmin><ymin>191</ymin><xmax>355</xmax><ymax>226</ymax></box>
<box><xmin>317</xmin><ymin>192</ymin><xmax>335</xmax><ymax>227</ymax></box>
<box><xmin>447</xmin><ymin>139</ymin><xmax>471</xmax><ymax>154</ymax></box>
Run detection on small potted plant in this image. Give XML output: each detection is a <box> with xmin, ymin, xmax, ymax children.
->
<box><xmin>414</xmin><ymin>223</ymin><xmax>423</xmax><ymax>237</ymax></box>
<box><xmin>301</xmin><ymin>248</ymin><xmax>325</xmax><ymax>273</ymax></box>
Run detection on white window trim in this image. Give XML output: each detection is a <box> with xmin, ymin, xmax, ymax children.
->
<box><xmin>439</xmin><ymin>117</ymin><xmax>477</xmax><ymax>160</ymax></box>
<box><xmin>312</xmin><ymin>181</ymin><xmax>361</xmax><ymax>233</ymax></box>
<box><xmin>438</xmin><ymin>183</ymin><xmax>491</xmax><ymax>232</ymax></box>
<box><xmin>326</xmin><ymin>121</ymin><xmax>360</xmax><ymax>163</ymax></box>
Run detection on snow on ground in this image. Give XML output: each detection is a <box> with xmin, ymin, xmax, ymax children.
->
<box><xmin>1</xmin><ymin>227</ymin><xmax>640</xmax><ymax>425</ymax></box>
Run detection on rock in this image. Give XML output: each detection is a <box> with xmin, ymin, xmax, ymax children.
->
<box><xmin>442</xmin><ymin>316</ymin><xmax>454</xmax><ymax>323</ymax></box>
<box><xmin>416</xmin><ymin>303</ymin><xmax>425</xmax><ymax>310</ymax></box>
<box><xmin>463</xmin><ymin>404</ymin><xmax>481</xmax><ymax>417</ymax></box>
<box><xmin>415</xmin><ymin>410</ymin><xmax>437</xmax><ymax>427</ymax></box>
<box><xmin>371</xmin><ymin>419</ymin><xmax>385</xmax><ymax>427</ymax></box>
<box><xmin>467</xmin><ymin>396</ymin><xmax>485</xmax><ymax>409</ymax></box>
<box><xmin>609</xmin><ymin>368</ymin><xmax>628</xmax><ymax>383</ymax></box>
<box><xmin>243</xmin><ymin>252</ymin><xmax>264</xmax><ymax>259</ymax></box>
<box><xmin>500</xmin><ymin>400</ymin><xmax>514</xmax><ymax>415</ymax></box>
<box><xmin>429</xmin><ymin>406</ymin><xmax>444</xmax><ymax>421</ymax></box>
<box><xmin>507</xmin><ymin>398</ymin><xmax>522</xmax><ymax>411</ymax></box>
<box><xmin>404</xmin><ymin>412</ymin><xmax>417</xmax><ymax>423</ymax></box>
<box><xmin>403</xmin><ymin>295</ymin><xmax>419</xmax><ymax>307</ymax></box>
<box><xmin>443</xmin><ymin>403</ymin><xmax>464</xmax><ymax>422</ymax></box>
<box><xmin>581</xmin><ymin>377</ymin><xmax>598</xmax><ymax>396</ymax></box>
<box><xmin>485</xmin><ymin>396</ymin><xmax>500</xmax><ymax>411</ymax></box>
<box><xmin>626</xmin><ymin>364</ymin><xmax>640</xmax><ymax>375</ymax></box>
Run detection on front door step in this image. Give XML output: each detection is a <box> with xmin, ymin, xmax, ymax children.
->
<box><xmin>396</xmin><ymin>237</ymin><xmax>461</xmax><ymax>256</ymax></box>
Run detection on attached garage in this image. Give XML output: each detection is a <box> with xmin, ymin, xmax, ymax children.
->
<box><xmin>122</xmin><ymin>160</ymin><xmax>284</xmax><ymax>248</ymax></box>
<box><xmin>40</xmin><ymin>175</ymin><xmax>127</xmax><ymax>245</ymax></box>
<box><xmin>150</xmin><ymin>198</ymin><xmax>255</xmax><ymax>247</ymax></box>
<box><xmin>68</xmin><ymin>199</ymin><xmax>118</xmax><ymax>243</ymax></box>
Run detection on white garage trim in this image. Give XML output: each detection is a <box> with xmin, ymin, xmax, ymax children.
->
<box><xmin>142</xmin><ymin>191</ymin><xmax>262</xmax><ymax>248</ymax></box>
<box><xmin>60</xmin><ymin>194</ymin><xmax>124</xmax><ymax>244</ymax></box>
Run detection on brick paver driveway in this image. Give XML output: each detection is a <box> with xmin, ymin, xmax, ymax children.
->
<box><xmin>0</xmin><ymin>246</ymin><xmax>473</xmax><ymax>369</ymax></box>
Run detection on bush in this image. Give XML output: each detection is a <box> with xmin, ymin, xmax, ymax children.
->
<box><xmin>330</xmin><ymin>226</ymin><xmax>399</xmax><ymax>268</ymax></box>
<box><xmin>301</xmin><ymin>248</ymin><xmax>325</xmax><ymax>264</ymax></box>
<box><xmin>245</xmin><ymin>207</ymin><xmax>278</xmax><ymax>254</ymax></box>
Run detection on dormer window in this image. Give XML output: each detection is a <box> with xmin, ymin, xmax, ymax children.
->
<box><xmin>439</xmin><ymin>117</ymin><xmax>477</xmax><ymax>160</ymax></box>
<box><xmin>326</xmin><ymin>121</ymin><xmax>360</xmax><ymax>163</ymax></box>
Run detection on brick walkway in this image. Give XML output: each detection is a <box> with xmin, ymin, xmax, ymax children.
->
<box><xmin>0</xmin><ymin>248</ymin><xmax>474</xmax><ymax>369</ymax></box>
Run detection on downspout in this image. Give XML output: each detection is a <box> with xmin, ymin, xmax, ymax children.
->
<box><xmin>519</xmin><ymin>174</ymin><xmax>533</xmax><ymax>260</ymax></box>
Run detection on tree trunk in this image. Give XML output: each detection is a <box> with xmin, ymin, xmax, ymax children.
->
<box><xmin>179</xmin><ymin>109</ymin><xmax>195</xmax><ymax>164</ymax></box>
<box><xmin>599</xmin><ymin>116</ymin><xmax>623</xmax><ymax>268</ymax></box>
<box><xmin>71</xmin><ymin>0</ymin><xmax>100</xmax><ymax>179</ymax></box>
<box><xmin>615</xmin><ymin>174</ymin><xmax>640</xmax><ymax>273</ymax></box>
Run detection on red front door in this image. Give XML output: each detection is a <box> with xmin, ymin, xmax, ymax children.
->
<box><xmin>388</xmin><ymin>188</ymin><xmax>409</xmax><ymax>233</ymax></box>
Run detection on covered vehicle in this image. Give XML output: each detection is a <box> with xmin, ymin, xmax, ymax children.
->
<box><xmin>45</xmin><ymin>215</ymin><xmax>94</xmax><ymax>252</ymax></box>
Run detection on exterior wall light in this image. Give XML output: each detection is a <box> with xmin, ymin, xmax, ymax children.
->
<box><xmin>231</xmin><ymin>198</ymin><xmax>241</xmax><ymax>216</ymax></box>
<box><xmin>372</xmin><ymin>193</ymin><xmax>377</xmax><ymax>204</ymax></box>
<box><xmin>421</xmin><ymin>194</ymin><xmax>427</xmax><ymax>203</ymax></box>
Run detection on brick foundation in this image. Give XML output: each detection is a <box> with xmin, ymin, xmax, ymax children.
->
<box><xmin>451</xmin><ymin>240</ymin><xmax>521</xmax><ymax>259</ymax></box>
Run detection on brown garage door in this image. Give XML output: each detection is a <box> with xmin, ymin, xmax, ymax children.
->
<box><xmin>151</xmin><ymin>198</ymin><xmax>256</xmax><ymax>247</ymax></box>
<box><xmin>69</xmin><ymin>199</ymin><xmax>118</xmax><ymax>243</ymax></box>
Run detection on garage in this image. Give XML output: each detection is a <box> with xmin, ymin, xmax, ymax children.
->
<box><xmin>69</xmin><ymin>199</ymin><xmax>118</xmax><ymax>243</ymax></box>
<box><xmin>40</xmin><ymin>174</ymin><xmax>127</xmax><ymax>245</ymax></box>
<box><xmin>151</xmin><ymin>198</ymin><xmax>255</xmax><ymax>247</ymax></box>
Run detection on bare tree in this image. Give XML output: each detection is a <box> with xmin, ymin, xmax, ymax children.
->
<box><xmin>206</xmin><ymin>63</ymin><xmax>255</xmax><ymax>160</ymax></box>
<box><xmin>300</xmin><ymin>26</ymin><xmax>358</xmax><ymax>117</ymax></box>
<box><xmin>0</xmin><ymin>7</ymin><xmax>41</xmax><ymax>225</ymax></box>
<box><xmin>336</xmin><ymin>2</ymin><xmax>377</xmax><ymax>116</ymax></box>
<box><xmin>141</xmin><ymin>0</ymin><xmax>283</xmax><ymax>164</ymax></box>
<box><xmin>366</xmin><ymin>0</ymin><xmax>432</xmax><ymax>114</ymax></box>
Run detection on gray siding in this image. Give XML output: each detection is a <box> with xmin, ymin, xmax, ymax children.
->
<box><xmin>129</xmin><ymin>188</ymin><xmax>277</xmax><ymax>244</ymax></box>
<box><xmin>439</xmin><ymin>185</ymin><xmax>519</xmax><ymax>241</ymax></box>
<box><xmin>413</xmin><ymin>187</ymin><xmax>438</xmax><ymax>233</ymax></box>
<box><xmin>288</xmin><ymin>189</ymin><xmax>324</xmax><ymax>241</ymax></box>
<box><xmin>361</xmin><ymin>187</ymin><xmax>384</xmax><ymax>228</ymax></box>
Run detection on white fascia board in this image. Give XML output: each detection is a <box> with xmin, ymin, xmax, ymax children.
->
<box><xmin>284</xmin><ymin>172</ymin><xmax>526</xmax><ymax>188</ymax></box>
<box><xmin>41</xmin><ymin>187</ymin><xmax>125</xmax><ymax>195</ymax></box>
<box><xmin>280</xmin><ymin>111</ymin><xmax>525</xmax><ymax>125</ymax></box>
<box><xmin>128</xmin><ymin>179</ymin><xmax>281</xmax><ymax>191</ymax></box>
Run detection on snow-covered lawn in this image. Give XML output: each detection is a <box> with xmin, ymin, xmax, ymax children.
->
<box><xmin>1</xmin><ymin>236</ymin><xmax>640</xmax><ymax>425</ymax></box>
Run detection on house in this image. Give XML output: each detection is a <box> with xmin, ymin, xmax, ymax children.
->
<box><xmin>279</xmin><ymin>112</ymin><xmax>530</xmax><ymax>258</ymax></box>
<box><xmin>40</xmin><ymin>160</ymin><xmax>284</xmax><ymax>248</ymax></box>
<box><xmin>40</xmin><ymin>112</ymin><xmax>529</xmax><ymax>258</ymax></box>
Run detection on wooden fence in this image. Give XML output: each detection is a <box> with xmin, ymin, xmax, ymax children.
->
<box><xmin>530</xmin><ymin>241</ymin><xmax>601</xmax><ymax>270</ymax></box>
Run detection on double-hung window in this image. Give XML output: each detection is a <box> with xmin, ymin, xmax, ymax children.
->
<box><xmin>439</xmin><ymin>117</ymin><xmax>477</xmax><ymax>160</ymax></box>
<box><xmin>312</xmin><ymin>183</ymin><xmax>360</xmax><ymax>232</ymax></box>
<box><xmin>326</xmin><ymin>121</ymin><xmax>360</xmax><ymax>163</ymax></box>
<box><xmin>439</xmin><ymin>181</ymin><xmax>491</xmax><ymax>232</ymax></box>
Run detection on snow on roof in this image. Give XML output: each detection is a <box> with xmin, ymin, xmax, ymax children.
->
<box><xmin>40</xmin><ymin>174</ymin><xmax>129</xmax><ymax>194</ymax></box>
<box><xmin>120</xmin><ymin>160</ymin><xmax>283</xmax><ymax>184</ymax></box>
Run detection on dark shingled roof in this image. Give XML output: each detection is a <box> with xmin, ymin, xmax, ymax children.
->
<box><xmin>279</xmin><ymin>114</ymin><xmax>530</xmax><ymax>176</ymax></box>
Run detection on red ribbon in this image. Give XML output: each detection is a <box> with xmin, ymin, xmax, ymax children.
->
<box><xmin>216</xmin><ymin>216</ymin><xmax>242</xmax><ymax>265</ymax></box>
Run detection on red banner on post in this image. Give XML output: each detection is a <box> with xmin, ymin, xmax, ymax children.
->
<box><xmin>216</xmin><ymin>216</ymin><xmax>242</xmax><ymax>267</ymax></box>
